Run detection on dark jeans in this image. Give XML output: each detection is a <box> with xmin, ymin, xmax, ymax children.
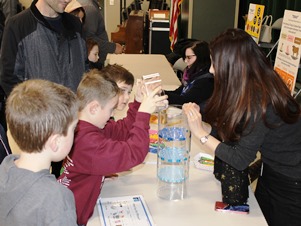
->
<box><xmin>255</xmin><ymin>164</ymin><xmax>301</xmax><ymax>226</ymax></box>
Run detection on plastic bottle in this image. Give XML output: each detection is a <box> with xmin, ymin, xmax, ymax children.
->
<box><xmin>157</xmin><ymin>105</ymin><xmax>191</xmax><ymax>200</ymax></box>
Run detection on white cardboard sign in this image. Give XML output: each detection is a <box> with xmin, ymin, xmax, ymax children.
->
<box><xmin>274</xmin><ymin>10</ymin><xmax>301</xmax><ymax>95</ymax></box>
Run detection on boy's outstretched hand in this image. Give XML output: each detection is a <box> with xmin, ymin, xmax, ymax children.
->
<box><xmin>134</xmin><ymin>79</ymin><xmax>144</xmax><ymax>103</ymax></box>
<box><xmin>139</xmin><ymin>86</ymin><xmax>168</xmax><ymax>114</ymax></box>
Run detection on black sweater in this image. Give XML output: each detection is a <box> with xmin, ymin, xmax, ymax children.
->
<box><xmin>215</xmin><ymin>105</ymin><xmax>301</xmax><ymax>180</ymax></box>
<box><xmin>165</xmin><ymin>72</ymin><xmax>214</xmax><ymax>107</ymax></box>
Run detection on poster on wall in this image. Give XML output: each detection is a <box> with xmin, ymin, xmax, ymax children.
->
<box><xmin>274</xmin><ymin>10</ymin><xmax>301</xmax><ymax>95</ymax></box>
<box><xmin>245</xmin><ymin>3</ymin><xmax>265</xmax><ymax>43</ymax></box>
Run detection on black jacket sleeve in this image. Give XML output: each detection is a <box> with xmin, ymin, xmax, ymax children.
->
<box><xmin>165</xmin><ymin>77</ymin><xmax>214</xmax><ymax>105</ymax></box>
<box><xmin>0</xmin><ymin>16</ymin><xmax>23</xmax><ymax>95</ymax></box>
<box><xmin>0</xmin><ymin>123</ymin><xmax>11</xmax><ymax>164</ymax></box>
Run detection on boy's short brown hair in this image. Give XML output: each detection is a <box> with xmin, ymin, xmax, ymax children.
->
<box><xmin>101</xmin><ymin>64</ymin><xmax>134</xmax><ymax>86</ymax></box>
<box><xmin>77</xmin><ymin>69</ymin><xmax>120</xmax><ymax>111</ymax></box>
<box><xmin>6</xmin><ymin>79</ymin><xmax>78</xmax><ymax>153</ymax></box>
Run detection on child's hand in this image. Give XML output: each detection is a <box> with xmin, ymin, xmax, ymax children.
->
<box><xmin>139</xmin><ymin>86</ymin><xmax>168</xmax><ymax>114</ymax></box>
<box><xmin>134</xmin><ymin>79</ymin><xmax>144</xmax><ymax>103</ymax></box>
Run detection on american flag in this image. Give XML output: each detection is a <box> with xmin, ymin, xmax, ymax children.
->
<box><xmin>169</xmin><ymin>0</ymin><xmax>183</xmax><ymax>50</ymax></box>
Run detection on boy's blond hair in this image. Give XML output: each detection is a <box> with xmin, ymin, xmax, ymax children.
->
<box><xmin>77</xmin><ymin>69</ymin><xmax>120</xmax><ymax>111</ymax></box>
<box><xmin>5</xmin><ymin>79</ymin><xmax>78</xmax><ymax>153</ymax></box>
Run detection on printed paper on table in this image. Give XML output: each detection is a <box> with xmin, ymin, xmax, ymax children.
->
<box><xmin>97</xmin><ymin>195</ymin><xmax>155</xmax><ymax>226</ymax></box>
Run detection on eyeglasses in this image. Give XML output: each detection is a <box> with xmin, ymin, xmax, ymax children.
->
<box><xmin>185</xmin><ymin>55</ymin><xmax>196</xmax><ymax>60</ymax></box>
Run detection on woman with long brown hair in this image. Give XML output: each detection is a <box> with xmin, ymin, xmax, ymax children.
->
<box><xmin>183</xmin><ymin>28</ymin><xmax>301</xmax><ymax>226</ymax></box>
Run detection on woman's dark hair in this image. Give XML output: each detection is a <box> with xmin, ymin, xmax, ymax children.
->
<box><xmin>205</xmin><ymin>28</ymin><xmax>300</xmax><ymax>142</ymax></box>
<box><xmin>182</xmin><ymin>41</ymin><xmax>211</xmax><ymax>81</ymax></box>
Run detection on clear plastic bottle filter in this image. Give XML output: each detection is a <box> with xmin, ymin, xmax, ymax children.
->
<box><xmin>157</xmin><ymin>105</ymin><xmax>191</xmax><ymax>200</ymax></box>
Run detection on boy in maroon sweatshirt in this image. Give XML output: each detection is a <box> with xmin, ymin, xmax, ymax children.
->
<box><xmin>58</xmin><ymin>68</ymin><xmax>167</xmax><ymax>225</ymax></box>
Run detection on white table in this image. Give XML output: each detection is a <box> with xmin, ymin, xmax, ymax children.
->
<box><xmin>87</xmin><ymin>54</ymin><xmax>267</xmax><ymax>226</ymax></box>
<box><xmin>105</xmin><ymin>54</ymin><xmax>181</xmax><ymax>87</ymax></box>
<box><xmin>87</xmin><ymin>134</ymin><xmax>268</xmax><ymax>226</ymax></box>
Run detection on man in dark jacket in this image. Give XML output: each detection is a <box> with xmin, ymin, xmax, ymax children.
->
<box><xmin>0</xmin><ymin>0</ymin><xmax>88</xmax><ymax>177</ymax></box>
<box><xmin>0</xmin><ymin>0</ymin><xmax>88</xmax><ymax>96</ymax></box>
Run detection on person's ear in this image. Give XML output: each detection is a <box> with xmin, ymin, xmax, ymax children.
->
<box><xmin>47</xmin><ymin>134</ymin><xmax>61</xmax><ymax>153</ymax></box>
<box><xmin>88</xmin><ymin>100</ymin><xmax>100</xmax><ymax>115</ymax></box>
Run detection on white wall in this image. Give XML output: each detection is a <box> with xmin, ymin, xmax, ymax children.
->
<box><xmin>104</xmin><ymin>0</ymin><xmax>120</xmax><ymax>41</ymax></box>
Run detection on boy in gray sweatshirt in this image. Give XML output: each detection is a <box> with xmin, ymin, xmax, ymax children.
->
<box><xmin>0</xmin><ymin>79</ymin><xmax>79</xmax><ymax>226</ymax></box>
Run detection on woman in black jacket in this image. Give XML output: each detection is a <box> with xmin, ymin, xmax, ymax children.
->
<box><xmin>165</xmin><ymin>41</ymin><xmax>214</xmax><ymax>112</ymax></box>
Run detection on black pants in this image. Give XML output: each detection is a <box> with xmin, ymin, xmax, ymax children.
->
<box><xmin>255</xmin><ymin>164</ymin><xmax>301</xmax><ymax>226</ymax></box>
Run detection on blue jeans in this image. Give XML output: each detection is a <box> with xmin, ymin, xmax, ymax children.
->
<box><xmin>255</xmin><ymin>164</ymin><xmax>301</xmax><ymax>226</ymax></box>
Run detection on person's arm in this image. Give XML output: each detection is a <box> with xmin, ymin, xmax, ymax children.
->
<box><xmin>83</xmin><ymin>5</ymin><xmax>116</xmax><ymax>62</ymax></box>
<box><xmin>214</xmin><ymin>120</ymin><xmax>267</xmax><ymax>170</ymax></box>
<box><xmin>88</xmin><ymin>87</ymin><xmax>168</xmax><ymax>175</ymax></box>
<box><xmin>165</xmin><ymin>77</ymin><xmax>214</xmax><ymax>105</ymax></box>
<box><xmin>0</xmin><ymin>18</ymin><xmax>23</xmax><ymax>95</ymax></box>
<box><xmin>106</xmin><ymin>84</ymin><xmax>168</xmax><ymax>138</ymax></box>
<box><xmin>164</xmin><ymin>85</ymin><xmax>183</xmax><ymax>101</ymax></box>
<box><xmin>104</xmin><ymin>79</ymin><xmax>145</xmax><ymax>139</ymax></box>
<box><xmin>83</xmin><ymin>112</ymin><xmax>151</xmax><ymax>176</ymax></box>
<box><xmin>183</xmin><ymin>103</ymin><xmax>265</xmax><ymax>170</ymax></box>
<box><xmin>2</xmin><ymin>0</ymin><xmax>18</xmax><ymax>23</ymax></box>
<box><xmin>104</xmin><ymin>100</ymin><xmax>141</xmax><ymax>140</ymax></box>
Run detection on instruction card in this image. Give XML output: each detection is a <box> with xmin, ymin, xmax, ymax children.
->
<box><xmin>97</xmin><ymin>195</ymin><xmax>155</xmax><ymax>226</ymax></box>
